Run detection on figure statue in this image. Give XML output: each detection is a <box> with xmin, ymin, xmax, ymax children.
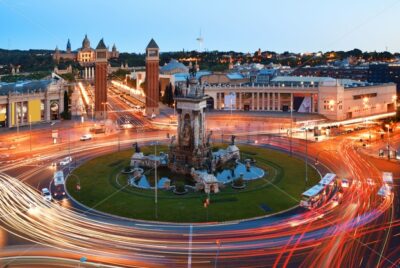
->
<box><xmin>230</xmin><ymin>135</ymin><xmax>236</xmax><ymax>145</ymax></box>
<box><xmin>181</xmin><ymin>115</ymin><xmax>191</xmax><ymax>147</ymax></box>
<box><xmin>133</xmin><ymin>142</ymin><xmax>141</xmax><ymax>153</ymax></box>
<box><xmin>206</xmin><ymin>131</ymin><xmax>213</xmax><ymax>146</ymax></box>
<box><xmin>170</xmin><ymin>135</ymin><xmax>176</xmax><ymax>146</ymax></box>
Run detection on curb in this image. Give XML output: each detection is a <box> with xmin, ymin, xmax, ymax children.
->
<box><xmin>65</xmin><ymin>144</ymin><xmax>325</xmax><ymax>227</ymax></box>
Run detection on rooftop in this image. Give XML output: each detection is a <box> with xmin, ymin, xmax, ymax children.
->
<box><xmin>271</xmin><ymin>76</ymin><xmax>389</xmax><ymax>88</ymax></box>
<box><xmin>96</xmin><ymin>38</ymin><xmax>107</xmax><ymax>50</ymax></box>
<box><xmin>0</xmin><ymin>80</ymin><xmax>52</xmax><ymax>96</ymax></box>
<box><xmin>160</xmin><ymin>59</ymin><xmax>188</xmax><ymax>73</ymax></box>
<box><xmin>146</xmin><ymin>38</ymin><xmax>159</xmax><ymax>49</ymax></box>
<box><xmin>174</xmin><ymin>71</ymin><xmax>212</xmax><ymax>82</ymax></box>
<box><xmin>226</xmin><ymin>72</ymin><xmax>245</xmax><ymax>80</ymax></box>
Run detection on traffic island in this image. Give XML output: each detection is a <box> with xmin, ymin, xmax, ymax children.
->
<box><xmin>66</xmin><ymin>144</ymin><xmax>320</xmax><ymax>223</ymax></box>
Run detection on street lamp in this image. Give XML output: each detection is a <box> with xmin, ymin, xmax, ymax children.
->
<box><xmin>91</xmin><ymin>103</ymin><xmax>94</xmax><ymax>121</ymax></box>
<box><xmin>385</xmin><ymin>124</ymin><xmax>391</xmax><ymax>160</ymax></box>
<box><xmin>289</xmin><ymin>94</ymin><xmax>293</xmax><ymax>157</ymax></box>
<box><xmin>101</xmin><ymin>102</ymin><xmax>108</xmax><ymax>121</ymax></box>
<box><xmin>304</xmin><ymin>127</ymin><xmax>309</xmax><ymax>187</ymax></box>
<box><xmin>152</xmin><ymin>141</ymin><xmax>159</xmax><ymax>219</ymax></box>
<box><xmin>29</xmin><ymin>114</ymin><xmax>32</xmax><ymax>155</ymax></box>
<box><xmin>214</xmin><ymin>240</ymin><xmax>221</xmax><ymax>268</ymax></box>
<box><xmin>117</xmin><ymin>123</ymin><xmax>121</xmax><ymax>152</ymax></box>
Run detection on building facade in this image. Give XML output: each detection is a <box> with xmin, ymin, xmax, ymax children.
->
<box><xmin>204</xmin><ymin>76</ymin><xmax>397</xmax><ymax>121</ymax></box>
<box><xmin>368</xmin><ymin>62</ymin><xmax>400</xmax><ymax>94</ymax></box>
<box><xmin>53</xmin><ymin>35</ymin><xmax>119</xmax><ymax>80</ymax></box>
<box><xmin>0</xmin><ymin>74</ymin><xmax>65</xmax><ymax>128</ymax></box>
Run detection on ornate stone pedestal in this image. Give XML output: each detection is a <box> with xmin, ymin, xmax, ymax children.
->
<box><xmin>168</xmin><ymin>80</ymin><xmax>213</xmax><ymax>175</ymax></box>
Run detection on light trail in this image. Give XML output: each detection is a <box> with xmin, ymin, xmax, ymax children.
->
<box><xmin>111</xmin><ymin>80</ymin><xmax>145</xmax><ymax>97</ymax></box>
<box><xmin>0</xmin><ymin>127</ymin><xmax>398</xmax><ymax>267</ymax></box>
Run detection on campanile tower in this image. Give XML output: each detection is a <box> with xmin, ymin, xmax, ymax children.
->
<box><xmin>145</xmin><ymin>39</ymin><xmax>160</xmax><ymax>116</ymax></box>
<box><xmin>94</xmin><ymin>38</ymin><xmax>108</xmax><ymax>120</ymax></box>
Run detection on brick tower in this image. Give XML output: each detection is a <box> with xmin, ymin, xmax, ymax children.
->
<box><xmin>94</xmin><ymin>38</ymin><xmax>108</xmax><ymax>120</ymax></box>
<box><xmin>145</xmin><ymin>39</ymin><xmax>160</xmax><ymax>116</ymax></box>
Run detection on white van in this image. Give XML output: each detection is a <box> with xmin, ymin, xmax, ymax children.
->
<box><xmin>54</xmin><ymin>171</ymin><xmax>65</xmax><ymax>186</ymax></box>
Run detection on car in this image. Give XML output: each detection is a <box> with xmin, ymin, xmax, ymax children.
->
<box><xmin>80</xmin><ymin>134</ymin><xmax>93</xmax><ymax>141</ymax></box>
<box><xmin>341</xmin><ymin>179</ymin><xmax>350</xmax><ymax>188</ymax></box>
<box><xmin>53</xmin><ymin>184</ymin><xmax>66</xmax><ymax>199</ymax></box>
<box><xmin>41</xmin><ymin>188</ymin><xmax>52</xmax><ymax>202</ymax></box>
<box><xmin>59</xmin><ymin>156</ymin><xmax>72</xmax><ymax>166</ymax></box>
<box><xmin>366</xmin><ymin>178</ymin><xmax>375</xmax><ymax>186</ymax></box>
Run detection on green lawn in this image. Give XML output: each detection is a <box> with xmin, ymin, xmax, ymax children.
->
<box><xmin>67</xmin><ymin>144</ymin><xmax>320</xmax><ymax>222</ymax></box>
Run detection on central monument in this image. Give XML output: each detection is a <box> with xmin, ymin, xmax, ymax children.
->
<box><xmin>168</xmin><ymin>75</ymin><xmax>212</xmax><ymax>174</ymax></box>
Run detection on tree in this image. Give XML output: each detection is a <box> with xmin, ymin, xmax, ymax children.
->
<box><xmin>162</xmin><ymin>83</ymin><xmax>174</xmax><ymax>106</ymax></box>
<box><xmin>61</xmin><ymin>90</ymin><xmax>71</xmax><ymax>120</ymax></box>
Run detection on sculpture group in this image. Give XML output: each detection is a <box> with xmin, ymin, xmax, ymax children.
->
<box><xmin>131</xmin><ymin>74</ymin><xmax>240</xmax><ymax>193</ymax></box>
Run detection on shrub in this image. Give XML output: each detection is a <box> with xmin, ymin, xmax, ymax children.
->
<box><xmin>233</xmin><ymin>177</ymin><xmax>244</xmax><ymax>187</ymax></box>
<box><xmin>175</xmin><ymin>182</ymin><xmax>186</xmax><ymax>193</ymax></box>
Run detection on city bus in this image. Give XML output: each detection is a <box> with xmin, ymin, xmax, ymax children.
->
<box><xmin>300</xmin><ymin>184</ymin><xmax>325</xmax><ymax>209</ymax></box>
<box><xmin>300</xmin><ymin>173</ymin><xmax>339</xmax><ymax>209</ymax></box>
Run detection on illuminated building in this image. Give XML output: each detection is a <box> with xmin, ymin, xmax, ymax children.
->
<box><xmin>0</xmin><ymin>74</ymin><xmax>65</xmax><ymax>128</ymax></box>
<box><xmin>205</xmin><ymin>76</ymin><xmax>397</xmax><ymax>121</ymax></box>
<box><xmin>53</xmin><ymin>35</ymin><xmax>119</xmax><ymax>80</ymax></box>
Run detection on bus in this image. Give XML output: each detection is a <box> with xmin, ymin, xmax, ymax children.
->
<box><xmin>378</xmin><ymin>185</ymin><xmax>392</xmax><ymax>198</ymax></box>
<box><xmin>300</xmin><ymin>173</ymin><xmax>339</xmax><ymax>209</ymax></box>
<box><xmin>53</xmin><ymin>171</ymin><xmax>66</xmax><ymax>199</ymax></box>
<box><xmin>300</xmin><ymin>184</ymin><xmax>325</xmax><ymax>209</ymax></box>
<box><xmin>54</xmin><ymin>171</ymin><xmax>64</xmax><ymax>186</ymax></box>
<box><xmin>382</xmin><ymin>172</ymin><xmax>393</xmax><ymax>184</ymax></box>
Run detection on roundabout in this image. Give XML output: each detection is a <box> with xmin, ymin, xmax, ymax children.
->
<box><xmin>66</xmin><ymin>143</ymin><xmax>320</xmax><ymax>222</ymax></box>
<box><xmin>0</xmin><ymin>123</ymin><xmax>397</xmax><ymax>267</ymax></box>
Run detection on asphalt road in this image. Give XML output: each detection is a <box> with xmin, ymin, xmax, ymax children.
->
<box><xmin>0</xmin><ymin>121</ymin><xmax>399</xmax><ymax>267</ymax></box>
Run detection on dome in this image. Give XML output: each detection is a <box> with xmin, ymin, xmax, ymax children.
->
<box><xmin>160</xmin><ymin>59</ymin><xmax>189</xmax><ymax>73</ymax></box>
<box><xmin>82</xmin><ymin>34</ymin><xmax>90</xmax><ymax>49</ymax></box>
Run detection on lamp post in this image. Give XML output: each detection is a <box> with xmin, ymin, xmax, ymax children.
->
<box><xmin>117</xmin><ymin>124</ymin><xmax>121</xmax><ymax>152</ymax></box>
<box><xmin>230</xmin><ymin>97</ymin><xmax>233</xmax><ymax>118</ymax></box>
<box><xmin>29</xmin><ymin>114</ymin><xmax>32</xmax><ymax>155</ymax></box>
<box><xmin>91</xmin><ymin>103</ymin><xmax>94</xmax><ymax>121</ymax></box>
<box><xmin>290</xmin><ymin>94</ymin><xmax>293</xmax><ymax>157</ymax></box>
<box><xmin>153</xmin><ymin>141</ymin><xmax>158</xmax><ymax>219</ymax></box>
<box><xmin>305</xmin><ymin>127</ymin><xmax>308</xmax><ymax>187</ymax></box>
<box><xmin>101</xmin><ymin>102</ymin><xmax>108</xmax><ymax>121</ymax></box>
<box><xmin>16</xmin><ymin>110</ymin><xmax>19</xmax><ymax>134</ymax></box>
<box><xmin>362</xmin><ymin>97</ymin><xmax>369</xmax><ymax>138</ymax></box>
<box><xmin>214</xmin><ymin>240</ymin><xmax>221</xmax><ymax>268</ymax></box>
<box><xmin>385</xmin><ymin>124</ymin><xmax>390</xmax><ymax>160</ymax></box>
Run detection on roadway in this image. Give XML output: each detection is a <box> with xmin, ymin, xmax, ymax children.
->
<box><xmin>0</xmin><ymin>119</ymin><xmax>399</xmax><ymax>267</ymax></box>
